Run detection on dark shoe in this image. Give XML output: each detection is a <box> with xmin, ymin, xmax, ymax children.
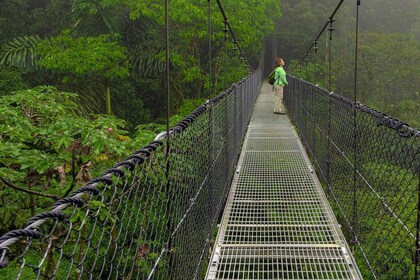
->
<box><xmin>274</xmin><ymin>111</ymin><xmax>281</xmax><ymax>114</ymax></box>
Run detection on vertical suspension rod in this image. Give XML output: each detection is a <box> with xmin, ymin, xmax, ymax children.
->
<box><xmin>208</xmin><ymin>0</ymin><xmax>212</xmax><ymax>98</ymax></box>
<box><xmin>224</xmin><ymin>20</ymin><xmax>228</xmax><ymax>89</ymax></box>
<box><xmin>214</xmin><ymin>0</ymin><xmax>251</xmax><ymax>70</ymax></box>
<box><xmin>233</xmin><ymin>40</ymin><xmax>238</xmax><ymax>81</ymax></box>
<box><xmin>352</xmin><ymin>0</ymin><xmax>361</xmax><ymax>247</ymax></box>
<box><xmin>164</xmin><ymin>0</ymin><xmax>173</xmax><ymax>278</ymax></box>
<box><xmin>328</xmin><ymin>18</ymin><xmax>334</xmax><ymax>90</ymax></box>
<box><xmin>326</xmin><ymin>18</ymin><xmax>334</xmax><ymax>195</ymax></box>
<box><xmin>165</xmin><ymin>0</ymin><xmax>170</xmax><ymax>137</ymax></box>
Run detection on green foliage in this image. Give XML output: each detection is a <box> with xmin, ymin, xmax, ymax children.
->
<box><xmin>111</xmin><ymin>81</ymin><xmax>153</xmax><ymax>129</ymax></box>
<box><xmin>0</xmin><ymin>86</ymin><xmax>132</xmax><ymax>232</ymax></box>
<box><xmin>0</xmin><ymin>67</ymin><xmax>28</xmax><ymax>96</ymax></box>
<box><xmin>128</xmin><ymin>42</ymin><xmax>165</xmax><ymax>79</ymax></box>
<box><xmin>358</xmin><ymin>32</ymin><xmax>420</xmax><ymax>100</ymax></box>
<box><xmin>129</xmin><ymin>113</ymin><xmax>184</xmax><ymax>150</ymax></box>
<box><xmin>178</xmin><ymin>98</ymin><xmax>207</xmax><ymax>117</ymax></box>
<box><xmin>37</xmin><ymin>30</ymin><xmax>129</xmax><ymax>80</ymax></box>
<box><xmin>220</xmin><ymin>0</ymin><xmax>280</xmax><ymax>53</ymax></box>
<box><xmin>282</xmin><ymin>0</ymin><xmax>419</xmax><ymax>133</ymax></box>
<box><xmin>356</xmin><ymin>162</ymin><xmax>419</xmax><ymax>279</ymax></box>
<box><xmin>113</xmin><ymin>0</ymin><xmax>280</xmax><ymax>102</ymax></box>
<box><xmin>29</xmin><ymin>0</ymin><xmax>72</xmax><ymax>37</ymax></box>
<box><xmin>386</xmin><ymin>97</ymin><xmax>420</xmax><ymax>129</ymax></box>
<box><xmin>0</xmin><ymin>0</ymin><xmax>283</xmax><ymax>121</ymax></box>
<box><xmin>37</xmin><ymin>30</ymin><xmax>130</xmax><ymax>114</ymax></box>
<box><xmin>290</xmin><ymin>61</ymin><xmax>328</xmax><ymax>88</ymax></box>
<box><xmin>0</xmin><ymin>0</ymin><xmax>28</xmax><ymax>41</ymax></box>
<box><xmin>113</xmin><ymin>0</ymin><xmax>165</xmax><ymax>23</ymax></box>
<box><xmin>0</xmin><ymin>35</ymin><xmax>42</xmax><ymax>71</ymax></box>
<box><xmin>356</xmin><ymin>32</ymin><xmax>420</xmax><ymax>129</ymax></box>
<box><xmin>71</xmin><ymin>0</ymin><xmax>128</xmax><ymax>35</ymax></box>
<box><xmin>277</xmin><ymin>0</ymin><xmax>338</xmax><ymax>60</ymax></box>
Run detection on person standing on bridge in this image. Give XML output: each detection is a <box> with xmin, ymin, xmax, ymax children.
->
<box><xmin>273</xmin><ymin>58</ymin><xmax>288</xmax><ymax>114</ymax></box>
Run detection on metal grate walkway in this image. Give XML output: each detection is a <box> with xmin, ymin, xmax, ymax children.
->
<box><xmin>205</xmin><ymin>83</ymin><xmax>362</xmax><ymax>280</ymax></box>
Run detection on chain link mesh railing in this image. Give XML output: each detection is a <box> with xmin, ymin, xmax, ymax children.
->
<box><xmin>0</xmin><ymin>37</ymin><xmax>278</xmax><ymax>278</ymax></box>
<box><xmin>284</xmin><ymin>75</ymin><xmax>420</xmax><ymax>279</ymax></box>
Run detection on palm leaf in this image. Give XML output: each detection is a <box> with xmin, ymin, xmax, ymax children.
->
<box><xmin>63</xmin><ymin>82</ymin><xmax>105</xmax><ymax>116</ymax></box>
<box><xmin>71</xmin><ymin>0</ymin><xmax>128</xmax><ymax>35</ymax></box>
<box><xmin>77</xmin><ymin>85</ymin><xmax>105</xmax><ymax>115</ymax></box>
<box><xmin>128</xmin><ymin>43</ymin><xmax>165</xmax><ymax>78</ymax></box>
<box><xmin>0</xmin><ymin>35</ymin><xmax>42</xmax><ymax>71</ymax></box>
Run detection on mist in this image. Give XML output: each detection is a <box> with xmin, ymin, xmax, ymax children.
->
<box><xmin>277</xmin><ymin>0</ymin><xmax>420</xmax><ymax>128</ymax></box>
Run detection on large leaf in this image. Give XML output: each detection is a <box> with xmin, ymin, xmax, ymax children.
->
<box><xmin>128</xmin><ymin>43</ymin><xmax>165</xmax><ymax>78</ymax></box>
<box><xmin>0</xmin><ymin>35</ymin><xmax>42</xmax><ymax>71</ymax></box>
<box><xmin>71</xmin><ymin>0</ymin><xmax>129</xmax><ymax>35</ymax></box>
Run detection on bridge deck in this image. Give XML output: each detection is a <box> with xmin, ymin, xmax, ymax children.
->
<box><xmin>205</xmin><ymin>82</ymin><xmax>362</xmax><ymax>279</ymax></box>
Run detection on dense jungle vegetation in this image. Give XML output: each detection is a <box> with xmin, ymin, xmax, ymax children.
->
<box><xmin>0</xmin><ymin>0</ymin><xmax>418</xmax><ymax>253</ymax></box>
<box><xmin>0</xmin><ymin>1</ymin><xmax>419</xmax><ymax>279</ymax></box>
<box><xmin>0</xmin><ymin>0</ymin><xmax>281</xmax><ymax>235</ymax></box>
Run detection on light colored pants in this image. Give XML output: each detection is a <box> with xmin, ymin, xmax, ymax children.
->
<box><xmin>273</xmin><ymin>84</ymin><xmax>284</xmax><ymax>113</ymax></box>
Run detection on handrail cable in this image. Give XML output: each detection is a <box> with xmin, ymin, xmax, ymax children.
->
<box><xmin>224</xmin><ymin>20</ymin><xmax>228</xmax><ymax>89</ymax></box>
<box><xmin>351</xmin><ymin>0</ymin><xmax>361</xmax><ymax>247</ymax></box>
<box><xmin>164</xmin><ymin>0</ymin><xmax>173</xmax><ymax>279</ymax></box>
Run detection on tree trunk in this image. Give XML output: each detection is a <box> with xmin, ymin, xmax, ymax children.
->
<box><xmin>106</xmin><ymin>81</ymin><xmax>112</xmax><ymax>115</ymax></box>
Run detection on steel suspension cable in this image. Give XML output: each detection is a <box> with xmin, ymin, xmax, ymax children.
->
<box><xmin>292</xmin><ymin>0</ymin><xmax>345</xmax><ymax>72</ymax></box>
<box><xmin>233</xmin><ymin>41</ymin><xmax>237</xmax><ymax>81</ymax></box>
<box><xmin>352</xmin><ymin>0</ymin><xmax>361</xmax><ymax>248</ymax></box>
<box><xmin>327</xmin><ymin>18</ymin><xmax>334</xmax><ymax>90</ymax></box>
<box><xmin>224</xmin><ymin>20</ymin><xmax>228</xmax><ymax>89</ymax></box>
<box><xmin>326</xmin><ymin>19</ymin><xmax>334</xmax><ymax>195</ymax></box>
<box><xmin>215</xmin><ymin>0</ymin><xmax>252</xmax><ymax>71</ymax></box>
<box><xmin>151</xmin><ymin>1</ymin><xmax>260</xmax><ymax>277</ymax></box>
<box><xmin>164</xmin><ymin>0</ymin><xmax>173</xmax><ymax>278</ymax></box>
<box><xmin>208</xmin><ymin>0</ymin><xmax>212</xmax><ymax>98</ymax></box>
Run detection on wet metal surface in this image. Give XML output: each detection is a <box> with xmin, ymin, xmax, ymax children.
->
<box><xmin>206</xmin><ymin>83</ymin><xmax>362</xmax><ymax>280</ymax></box>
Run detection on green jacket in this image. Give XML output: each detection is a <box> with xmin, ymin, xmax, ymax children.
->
<box><xmin>274</xmin><ymin>66</ymin><xmax>288</xmax><ymax>87</ymax></box>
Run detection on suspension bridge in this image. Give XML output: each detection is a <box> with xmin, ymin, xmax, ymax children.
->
<box><xmin>205</xmin><ymin>82</ymin><xmax>361</xmax><ymax>279</ymax></box>
<box><xmin>1</xmin><ymin>0</ymin><xmax>419</xmax><ymax>279</ymax></box>
<box><xmin>0</xmin><ymin>66</ymin><xmax>418</xmax><ymax>279</ymax></box>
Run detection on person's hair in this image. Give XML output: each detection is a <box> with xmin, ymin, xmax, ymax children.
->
<box><xmin>275</xmin><ymin>58</ymin><xmax>284</xmax><ymax>67</ymax></box>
